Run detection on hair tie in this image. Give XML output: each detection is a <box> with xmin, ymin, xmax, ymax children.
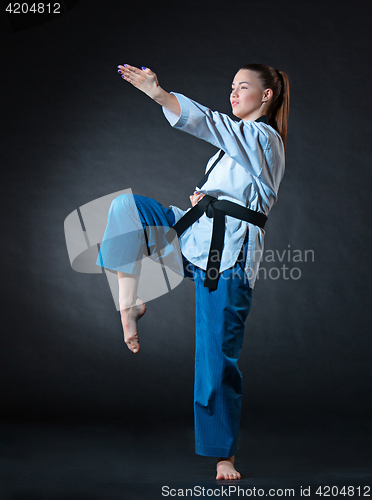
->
<box><xmin>275</xmin><ymin>68</ymin><xmax>282</xmax><ymax>79</ymax></box>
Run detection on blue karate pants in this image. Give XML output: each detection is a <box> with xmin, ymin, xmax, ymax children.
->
<box><xmin>193</xmin><ymin>263</ymin><xmax>252</xmax><ymax>457</ymax></box>
<box><xmin>97</xmin><ymin>193</ymin><xmax>179</xmax><ymax>275</ymax></box>
<box><xmin>98</xmin><ymin>194</ymin><xmax>252</xmax><ymax>458</ymax></box>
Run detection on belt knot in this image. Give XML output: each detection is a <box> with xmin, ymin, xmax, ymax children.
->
<box><xmin>199</xmin><ymin>195</ymin><xmax>218</xmax><ymax>219</ymax></box>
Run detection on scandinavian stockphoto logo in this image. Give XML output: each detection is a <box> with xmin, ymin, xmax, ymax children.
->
<box><xmin>64</xmin><ymin>189</ymin><xmax>314</xmax><ymax>310</ymax></box>
<box><xmin>64</xmin><ymin>189</ymin><xmax>184</xmax><ymax>311</ymax></box>
<box><xmin>256</xmin><ymin>245</ymin><xmax>315</xmax><ymax>281</ymax></box>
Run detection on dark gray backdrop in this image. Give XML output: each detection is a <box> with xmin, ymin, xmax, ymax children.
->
<box><xmin>1</xmin><ymin>0</ymin><xmax>371</xmax><ymax>426</ymax></box>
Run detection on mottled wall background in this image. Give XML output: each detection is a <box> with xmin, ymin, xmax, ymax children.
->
<box><xmin>1</xmin><ymin>0</ymin><xmax>371</xmax><ymax>425</ymax></box>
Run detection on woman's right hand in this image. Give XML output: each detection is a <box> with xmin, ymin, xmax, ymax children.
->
<box><xmin>189</xmin><ymin>191</ymin><xmax>205</xmax><ymax>207</ymax></box>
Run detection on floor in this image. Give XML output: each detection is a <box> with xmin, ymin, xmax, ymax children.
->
<box><xmin>0</xmin><ymin>412</ymin><xmax>371</xmax><ymax>499</ymax></box>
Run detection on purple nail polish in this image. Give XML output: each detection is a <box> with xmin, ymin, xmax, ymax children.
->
<box><xmin>117</xmin><ymin>70</ymin><xmax>121</xmax><ymax>73</ymax></box>
<box><xmin>141</xmin><ymin>66</ymin><xmax>146</xmax><ymax>70</ymax></box>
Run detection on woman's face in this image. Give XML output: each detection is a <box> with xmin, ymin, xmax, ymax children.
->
<box><xmin>230</xmin><ymin>69</ymin><xmax>270</xmax><ymax>121</ymax></box>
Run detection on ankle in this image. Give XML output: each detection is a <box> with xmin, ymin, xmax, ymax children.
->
<box><xmin>217</xmin><ymin>456</ymin><xmax>235</xmax><ymax>465</ymax></box>
<box><xmin>119</xmin><ymin>298</ymin><xmax>138</xmax><ymax>311</ymax></box>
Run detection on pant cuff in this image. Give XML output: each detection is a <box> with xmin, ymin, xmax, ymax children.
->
<box><xmin>195</xmin><ymin>443</ymin><xmax>237</xmax><ymax>458</ymax></box>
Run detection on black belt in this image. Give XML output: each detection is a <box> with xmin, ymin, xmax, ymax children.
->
<box><xmin>167</xmin><ymin>194</ymin><xmax>268</xmax><ymax>291</ymax></box>
<box><xmin>169</xmin><ymin>119</ymin><xmax>269</xmax><ymax>292</ymax></box>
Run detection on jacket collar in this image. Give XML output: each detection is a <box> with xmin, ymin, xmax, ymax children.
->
<box><xmin>255</xmin><ymin>115</ymin><xmax>268</xmax><ymax>124</ymax></box>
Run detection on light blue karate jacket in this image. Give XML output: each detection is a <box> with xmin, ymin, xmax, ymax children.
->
<box><xmin>163</xmin><ymin>92</ymin><xmax>285</xmax><ymax>289</ymax></box>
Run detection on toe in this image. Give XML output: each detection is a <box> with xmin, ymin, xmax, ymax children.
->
<box><xmin>132</xmin><ymin>343</ymin><xmax>140</xmax><ymax>353</ymax></box>
<box><xmin>126</xmin><ymin>338</ymin><xmax>140</xmax><ymax>353</ymax></box>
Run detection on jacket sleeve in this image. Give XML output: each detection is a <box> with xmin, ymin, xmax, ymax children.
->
<box><xmin>162</xmin><ymin>92</ymin><xmax>285</xmax><ymax>186</ymax></box>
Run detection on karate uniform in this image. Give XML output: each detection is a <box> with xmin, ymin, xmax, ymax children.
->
<box><xmin>97</xmin><ymin>92</ymin><xmax>285</xmax><ymax>457</ymax></box>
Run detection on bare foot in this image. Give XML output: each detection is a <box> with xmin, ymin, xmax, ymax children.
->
<box><xmin>120</xmin><ymin>298</ymin><xmax>146</xmax><ymax>353</ymax></box>
<box><xmin>216</xmin><ymin>456</ymin><xmax>241</xmax><ymax>480</ymax></box>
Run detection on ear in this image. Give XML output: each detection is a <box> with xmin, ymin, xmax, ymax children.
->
<box><xmin>263</xmin><ymin>88</ymin><xmax>274</xmax><ymax>101</ymax></box>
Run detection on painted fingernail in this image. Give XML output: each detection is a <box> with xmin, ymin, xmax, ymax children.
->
<box><xmin>121</xmin><ymin>75</ymin><xmax>125</xmax><ymax>78</ymax></box>
<box><xmin>124</xmin><ymin>64</ymin><xmax>128</xmax><ymax>67</ymax></box>
<box><xmin>141</xmin><ymin>66</ymin><xmax>146</xmax><ymax>70</ymax></box>
<box><xmin>117</xmin><ymin>70</ymin><xmax>121</xmax><ymax>73</ymax></box>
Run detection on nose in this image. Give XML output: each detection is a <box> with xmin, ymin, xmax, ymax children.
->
<box><xmin>231</xmin><ymin>88</ymin><xmax>238</xmax><ymax>98</ymax></box>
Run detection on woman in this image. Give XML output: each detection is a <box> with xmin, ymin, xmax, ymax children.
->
<box><xmin>97</xmin><ymin>63</ymin><xmax>289</xmax><ymax>480</ymax></box>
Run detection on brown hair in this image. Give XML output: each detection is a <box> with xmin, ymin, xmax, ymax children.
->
<box><xmin>240</xmin><ymin>64</ymin><xmax>290</xmax><ymax>152</ymax></box>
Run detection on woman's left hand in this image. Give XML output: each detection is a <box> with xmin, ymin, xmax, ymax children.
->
<box><xmin>117</xmin><ymin>63</ymin><xmax>181</xmax><ymax>116</ymax></box>
<box><xmin>189</xmin><ymin>191</ymin><xmax>205</xmax><ymax>207</ymax></box>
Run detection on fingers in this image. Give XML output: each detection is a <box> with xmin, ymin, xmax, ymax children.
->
<box><xmin>121</xmin><ymin>71</ymin><xmax>142</xmax><ymax>88</ymax></box>
<box><xmin>142</xmin><ymin>67</ymin><xmax>155</xmax><ymax>75</ymax></box>
<box><xmin>190</xmin><ymin>192</ymin><xmax>206</xmax><ymax>207</ymax></box>
<box><xmin>123</xmin><ymin>63</ymin><xmax>142</xmax><ymax>74</ymax></box>
<box><xmin>117</xmin><ymin>64</ymin><xmax>141</xmax><ymax>82</ymax></box>
<box><xmin>117</xmin><ymin>64</ymin><xmax>151</xmax><ymax>76</ymax></box>
<box><xmin>117</xmin><ymin>64</ymin><xmax>157</xmax><ymax>95</ymax></box>
<box><xmin>194</xmin><ymin>193</ymin><xmax>205</xmax><ymax>202</ymax></box>
<box><xmin>190</xmin><ymin>194</ymin><xmax>198</xmax><ymax>207</ymax></box>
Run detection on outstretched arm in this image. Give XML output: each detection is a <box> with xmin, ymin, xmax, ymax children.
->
<box><xmin>118</xmin><ymin>64</ymin><xmax>181</xmax><ymax>117</ymax></box>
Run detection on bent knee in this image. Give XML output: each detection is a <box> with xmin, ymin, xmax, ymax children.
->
<box><xmin>109</xmin><ymin>194</ymin><xmax>138</xmax><ymax>216</ymax></box>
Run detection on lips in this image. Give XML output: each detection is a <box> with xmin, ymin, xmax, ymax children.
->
<box><xmin>231</xmin><ymin>101</ymin><xmax>239</xmax><ymax>107</ymax></box>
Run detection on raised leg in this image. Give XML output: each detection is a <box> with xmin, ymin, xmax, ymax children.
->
<box><xmin>118</xmin><ymin>271</ymin><xmax>146</xmax><ymax>353</ymax></box>
<box><xmin>97</xmin><ymin>194</ymin><xmax>178</xmax><ymax>353</ymax></box>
